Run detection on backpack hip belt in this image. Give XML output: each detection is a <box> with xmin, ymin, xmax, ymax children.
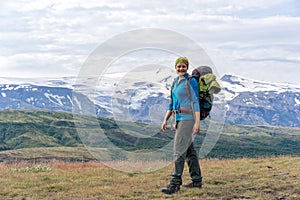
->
<box><xmin>170</xmin><ymin>107</ymin><xmax>192</xmax><ymax>130</ymax></box>
<box><xmin>173</xmin><ymin>107</ymin><xmax>193</xmax><ymax>114</ymax></box>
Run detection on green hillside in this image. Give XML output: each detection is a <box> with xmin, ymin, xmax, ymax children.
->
<box><xmin>0</xmin><ymin>110</ymin><xmax>299</xmax><ymax>161</ymax></box>
<box><xmin>0</xmin><ymin>110</ymin><xmax>82</xmax><ymax>150</ymax></box>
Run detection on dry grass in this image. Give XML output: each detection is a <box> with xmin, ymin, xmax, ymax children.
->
<box><xmin>0</xmin><ymin>156</ymin><xmax>299</xmax><ymax>200</ymax></box>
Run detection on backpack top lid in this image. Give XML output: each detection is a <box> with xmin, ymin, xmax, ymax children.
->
<box><xmin>191</xmin><ymin>66</ymin><xmax>213</xmax><ymax>79</ymax></box>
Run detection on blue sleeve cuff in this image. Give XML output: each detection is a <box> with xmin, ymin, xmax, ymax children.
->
<box><xmin>193</xmin><ymin>102</ymin><xmax>200</xmax><ymax>112</ymax></box>
<box><xmin>168</xmin><ymin>104</ymin><xmax>173</xmax><ymax>111</ymax></box>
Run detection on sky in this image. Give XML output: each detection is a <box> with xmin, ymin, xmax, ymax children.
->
<box><xmin>0</xmin><ymin>0</ymin><xmax>299</xmax><ymax>84</ymax></box>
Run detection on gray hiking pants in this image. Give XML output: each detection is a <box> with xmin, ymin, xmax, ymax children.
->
<box><xmin>170</xmin><ymin>120</ymin><xmax>202</xmax><ymax>186</ymax></box>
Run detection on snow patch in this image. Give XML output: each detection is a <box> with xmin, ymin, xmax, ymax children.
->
<box><xmin>295</xmin><ymin>97</ymin><xmax>300</xmax><ymax>105</ymax></box>
<box><xmin>44</xmin><ymin>93</ymin><xmax>65</xmax><ymax>106</ymax></box>
<box><xmin>222</xmin><ymin>75</ymin><xmax>300</xmax><ymax>93</ymax></box>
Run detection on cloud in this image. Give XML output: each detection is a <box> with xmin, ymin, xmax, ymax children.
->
<box><xmin>0</xmin><ymin>0</ymin><xmax>299</xmax><ymax>84</ymax></box>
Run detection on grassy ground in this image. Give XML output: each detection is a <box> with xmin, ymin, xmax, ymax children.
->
<box><xmin>0</xmin><ymin>156</ymin><xmax>299</xmax><ymax>200</ymax></box>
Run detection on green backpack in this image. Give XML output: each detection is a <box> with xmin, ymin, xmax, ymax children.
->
<box><xmin>187</xmin><ymin>66</ymin><xmax>221</xmax><ymax>120</ymax></box>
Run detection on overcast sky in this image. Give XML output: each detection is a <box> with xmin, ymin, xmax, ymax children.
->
<box><xmin>0</xmin><ymin>0</ymin><xmax>299</xmax><ymax>84</ymax></box>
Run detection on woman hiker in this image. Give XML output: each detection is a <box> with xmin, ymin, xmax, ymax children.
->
<box><xmin>160</xmin><ymin>57</ymin><xmax>202</xmax><ymax>194</ymax></box>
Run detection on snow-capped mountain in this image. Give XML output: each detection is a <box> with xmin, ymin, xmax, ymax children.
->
<box><xmin>0</xmin><ymin>77</ymin><xmax>110</xmax><ymax>117</ymax></box>
<box><xmin>0</xmin><ymin>74</ymin><xmax>299</xmax><ymax>127</ymax></box>
<box><xmin>0</xmin><ymin>83</ymin><xmax>73</xmax><ymax>111</ymax></box>
<box><xmin>220</xmin><ymin>75</ymin><xmax>300</xmax><ymax>127</ymax></box>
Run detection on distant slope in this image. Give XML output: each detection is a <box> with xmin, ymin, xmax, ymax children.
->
<box><xmin>0</xmin><ymin>110</ymin><xmax>300</xmax><ymax>161</ymax></box>
<box><xmin>0</xmin><ymin>110</ymin><xmax>82</xmax><ymax>150</ymax></box>
<box><xmin>0</xmin><ymin>110</ymin><xmax>173</xmax><ymax>152</ymax></box>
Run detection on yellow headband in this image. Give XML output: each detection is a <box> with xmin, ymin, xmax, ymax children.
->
<box><xmin>175</xmin><ymin>57</ymin><xmax>189</xmax><ymax>67</ymax></box>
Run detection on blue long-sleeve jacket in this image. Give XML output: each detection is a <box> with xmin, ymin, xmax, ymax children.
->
<box><xmin>168</xmin><ymin>73</ymin><xmax>200</xmax><ymax>121</ymax></box>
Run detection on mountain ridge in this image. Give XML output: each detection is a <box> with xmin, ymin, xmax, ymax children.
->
<box><xmin>0</xmin><ymin>74</ymin><xmax>299</xmax><ymax>127</ymax></box>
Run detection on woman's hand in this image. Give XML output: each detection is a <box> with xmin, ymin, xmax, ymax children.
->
<box><xmin>193</xmin><ymin>112</ymin><xmax>200</xmax><ymax>134</ymax></box>
<box><xmin>161</xmin><ymin>120</ymin><xmax>167</xmax><ymax>132</ymax></box>
<box><xmin>193</xmin><ymin>121</ymin><xmax>200</xmax><ymax>134</ymax></box>
<box><xmin>161</xmin><ymin>110</ymin><xmax>173</xmax><ymax>132</ymax></box>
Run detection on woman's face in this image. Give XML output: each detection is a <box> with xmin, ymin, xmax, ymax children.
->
<box><xmin>175</xmin><ymin>62</ymin><xmax>188</xmax><ymax>76</ymax></box>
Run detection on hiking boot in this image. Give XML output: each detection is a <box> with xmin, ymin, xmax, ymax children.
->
<box><xmin>160</xmin><ymin>185</ymin><xmax>180</xmax><ymax>194</ymax></box>
<box><xmin>182</xmin><ymin>181</ymin><xmax>202</xmax><ymax>189</ymax></box>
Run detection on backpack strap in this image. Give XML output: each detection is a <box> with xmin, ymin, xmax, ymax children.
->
<box><xmin>186</xmin><ymin>76</ymin><xmax>192</xmax><ymax>101</ymax></box>
<box><xmin>186</xmin><ymin>76</ymin><xmax>195</xmax><ymax>118</ymax></box>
